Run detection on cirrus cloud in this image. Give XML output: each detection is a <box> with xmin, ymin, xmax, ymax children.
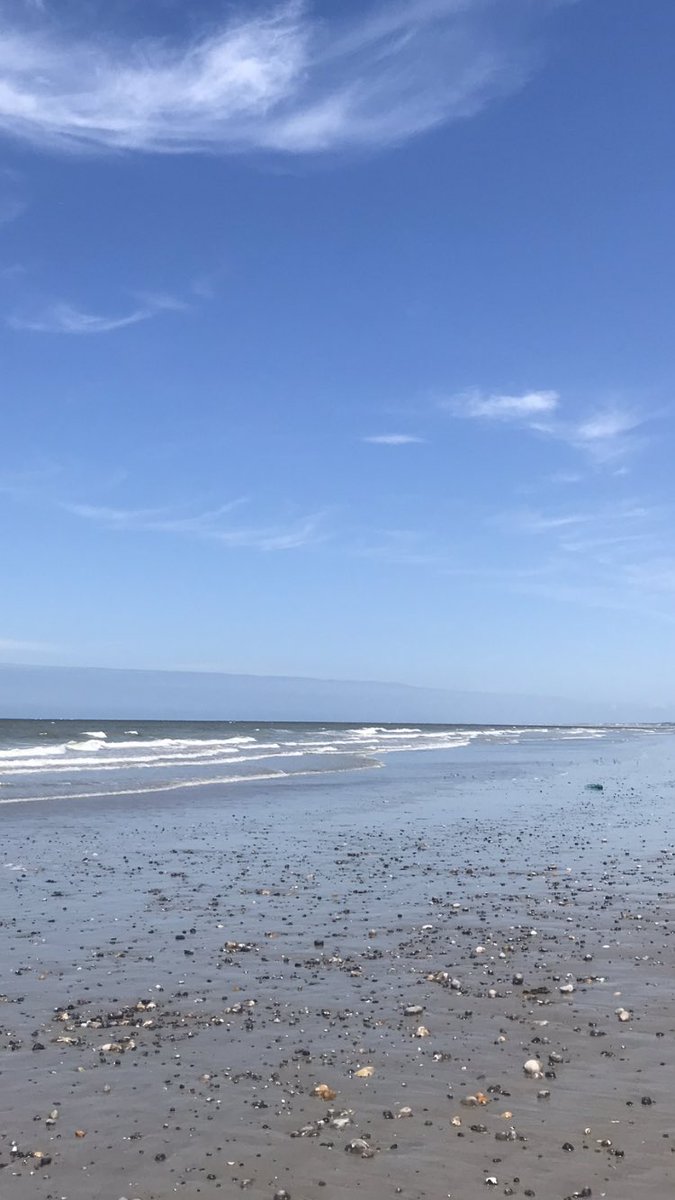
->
<box><xmin>62</xmin><ymin>498</ymin><xmax>325</xmax><ymax>551</ymax></box>
<box><xmin>0</xmin><ymin>1</ymin><xmax>554</xmax><ymax>156</ymax></box>
<box><xmin>8</xmin><ymin>292</ymin><xmax>187</xmax><ymax>334</ymax></box>
<box><xmin>444</xmin><ymin>386</ymin><xmax>652</xmax><ymax>465</ymax></box>
<box><xmin>448</xmin><ymin>388</ymin><xmax>560</xmax><ymax>420</ymax></box>
<box><xmin>362</xmin><ymin>433</ymin><xmax>425</xmax><ymax>445</ymax></box>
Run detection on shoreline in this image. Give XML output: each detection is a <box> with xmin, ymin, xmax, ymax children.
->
<box><xmin>1</xmin><ymin>733</ymin><xmax>674</xmax><ymax>1198</ymax></box>
<box><xmin>0</xmin><ymin>719</ymin><xmax>666</xmax><ymax>810</ymax></box>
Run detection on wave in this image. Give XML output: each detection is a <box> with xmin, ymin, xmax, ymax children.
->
<box><xmin>0</xmin><ymin>759</ymin><xmax>383</xmax><ymax>806</ymax></box>
<box><xmin>67</xmin><ymin>738</ymin><xmax>108</xmax><ymax>752</ymax></box>
<box><xmin>0</xmin><ymin>744</ymin><xmax>67</xmax><ymax>760</ymax></box>
<box><xmin>0</xmin><ymin>724</ymin><xmax>612</xmax><ymax>773</ymax></box>
<box><xmin>0</xmin><ymin>748</ymin><xmax>310</xmax><ymax>776</ymax></box>
<box><xmin>0</xmin><ymin>735</ymin><xmax>480</xmax><ymax>775</ymax></box>
<box><xmin>2</xmin><ymin>721</ymin><xmax>659</xmax><ymax>807</ymax></box>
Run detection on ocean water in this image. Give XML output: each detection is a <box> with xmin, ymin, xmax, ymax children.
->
<box><xmin>0</xmin><ymin>718</ymin><xmax>669</xmax><ymax>805</ymax></box>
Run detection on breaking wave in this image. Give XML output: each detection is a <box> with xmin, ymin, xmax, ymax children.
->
<box><xmin>0</xmin><ymin>719</ymin><xmax>666</xmax><ymax>805</ymax></box>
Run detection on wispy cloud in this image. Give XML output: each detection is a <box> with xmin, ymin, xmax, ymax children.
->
<box><xmin>8</xmin><ymin>293</ymin><xmax>186</xmax><ymax>334</ymax></box>
<box><xmin>493</xmin><ymin>501</ymin><xmax>656</xmax><ymax>537</ymax></box>
<box><xmin>548</xmin><ymin>470</ymin><xmax>583</xmax><ymax>485</ymax></box>
<box><xmin>362</xmin><ymin>433</ymin><xmax>425</xmax><ymax>445</ymax></box>
<box><xmin>564</xmin><ymin>406</ymin><xmax>646</xmax><ymax>461</ymax></box>
<box><xmin>0</xmin><ymin>636</ymin><xmax>57</xmax><ymax>654</ymax></box>
<box><xmin>64</xmin><ymin>501</ymin><xmax>246</xmax><ymax>534</ymax></box>
<box><xmin>448</xmin><ymin>389</ymin><xmax>560</xmax><ymax>420</ymax></box>
<box><xmin>0</xmin><ymin>1</ymin><xmax>553</xmax><ymax>155</ymax></box>
<box><xmin>63</xmin><ymin>499</ymin><xmax>324</xmax><ymax>551</ymax></box>
<box><xmin>478</xmin><ymin>497</ymin><xmax>675</xmax><ymax>616</ymax></box>
<box><xmin>444</xmin><ymin>386</ymin><xmax>652</xmax><ymax>464</ymax></box>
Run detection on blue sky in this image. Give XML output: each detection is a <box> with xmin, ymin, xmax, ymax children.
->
<box><xmin>1</xmin><ymin>0</ymin><xmax>674</xmax><ymax>709</ymax></box>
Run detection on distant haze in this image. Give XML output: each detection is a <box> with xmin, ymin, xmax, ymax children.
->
<box><xmin>0</xmin><ymin>664</ymin><xmax>668</xmax><ymax>725</ymax></box>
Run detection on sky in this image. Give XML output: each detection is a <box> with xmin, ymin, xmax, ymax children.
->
<box><xmin>1</xmin><ymin>0</ymin><xmax>674</xmax><ymax>712</ymax></box>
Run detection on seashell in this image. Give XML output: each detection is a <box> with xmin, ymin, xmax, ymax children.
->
<box><xmin>330</xmin><ymin>1114</ymin><xmax>352</xmax><ymax>1130</ymax></box>
<box><xmin>345</xmin><ymin>1138</ymin><xmax>375</xmax><ymax>1158</ymax></box>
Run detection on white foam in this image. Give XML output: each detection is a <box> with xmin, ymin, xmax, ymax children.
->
<box><xmin>67</xmin><ymin>738</ymin><xmax>107</xmax><ymax>752</ymax></box>
<box><xmin>0</xmin><ymin>759</ymin><xmax>383</xmax><ymax>806</ymax></box>
<box><xmin>0</xmin><ymin>744</ymin><xmax>66</xmax><ymax>760</ymax></box>
<box><xmin>0</xmin><ymin>748</ymin><xmax>310</xmax><ymax>776</ymax></box>
<box><xmin>0</xmin><ymin>722</ymin><xmax>647</xmax><ymax>797</ymax></box>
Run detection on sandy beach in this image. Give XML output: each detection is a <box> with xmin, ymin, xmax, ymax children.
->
<box><xmin>1</xmin><ymin>731</ymin><xmax>674</xmax><ymax>1199</ymax></box>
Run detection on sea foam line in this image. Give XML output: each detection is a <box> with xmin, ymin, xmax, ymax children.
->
<box><xmin>0</xmin><ymin>760</ymin><xmax>383</xmax><ymax>805</ymax></box>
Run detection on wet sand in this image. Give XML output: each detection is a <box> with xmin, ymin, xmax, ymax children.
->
<box><xmin>1</xmin><ymin>734</ymin><xmax>674</xmax><ymax>1199</ymax></box>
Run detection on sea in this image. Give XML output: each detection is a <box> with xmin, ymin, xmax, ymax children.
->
<box><xmin>0</xmin><ymin>718</ymin><xmax>670</xmax><ymax>805</ymax></box>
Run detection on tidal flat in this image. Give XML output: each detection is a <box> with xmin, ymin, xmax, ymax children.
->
<box><xmin>1</xmin><ymin>733</ymin><xmax>674</xmax><ymax>1199</ymax></box>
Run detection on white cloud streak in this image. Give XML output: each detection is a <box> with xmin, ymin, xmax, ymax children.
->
<box><xmin>445</xmin><ymin>387</ymin><xmax>651</xmax><ymax>463</ymax></box>
<box><xmin>575</xmin><ymin>410</ymin><xmax>641</xmax><ymax>443</ymax></box>
<box><xmin>494</xmin><ymin>502</ymin><xmax>656</xmax><ymax>536</ymax></box>
<box><xmin>0</xmin><ymin>636</ymin><xmax>56</xmax><ymax>653</ymax></box>
<box><xmin>363</xmin><ymin>434</ymin><xmax>425</xmax><ymax>445</ymax></box>
<box><xmin>480</xmin><ymin>498</ymin><xmax>675</xmax><ymax>616</ymax></box>
<box><xmin>531</xmin><ymin>405</ymin><xmax>649</xmax><ymax>463</ymax></box>
<box><xmin>0</xmin><ymin>1</ymin><xmax>545</xmax><ymax>155</ymax></box>
<box><xmin>63</xmin><ymin>499</ymin><xmax>324</xmax><ymax>551</ymax></box>
<box><xmin>8</xmin><ymin>293</ymin><xmax>186</xmax><ymax>334</ymax></box>
<box><xmin>450</xmin><ymin>389</ymin><xmax>560</xmax><ymax>420</ymax></box>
